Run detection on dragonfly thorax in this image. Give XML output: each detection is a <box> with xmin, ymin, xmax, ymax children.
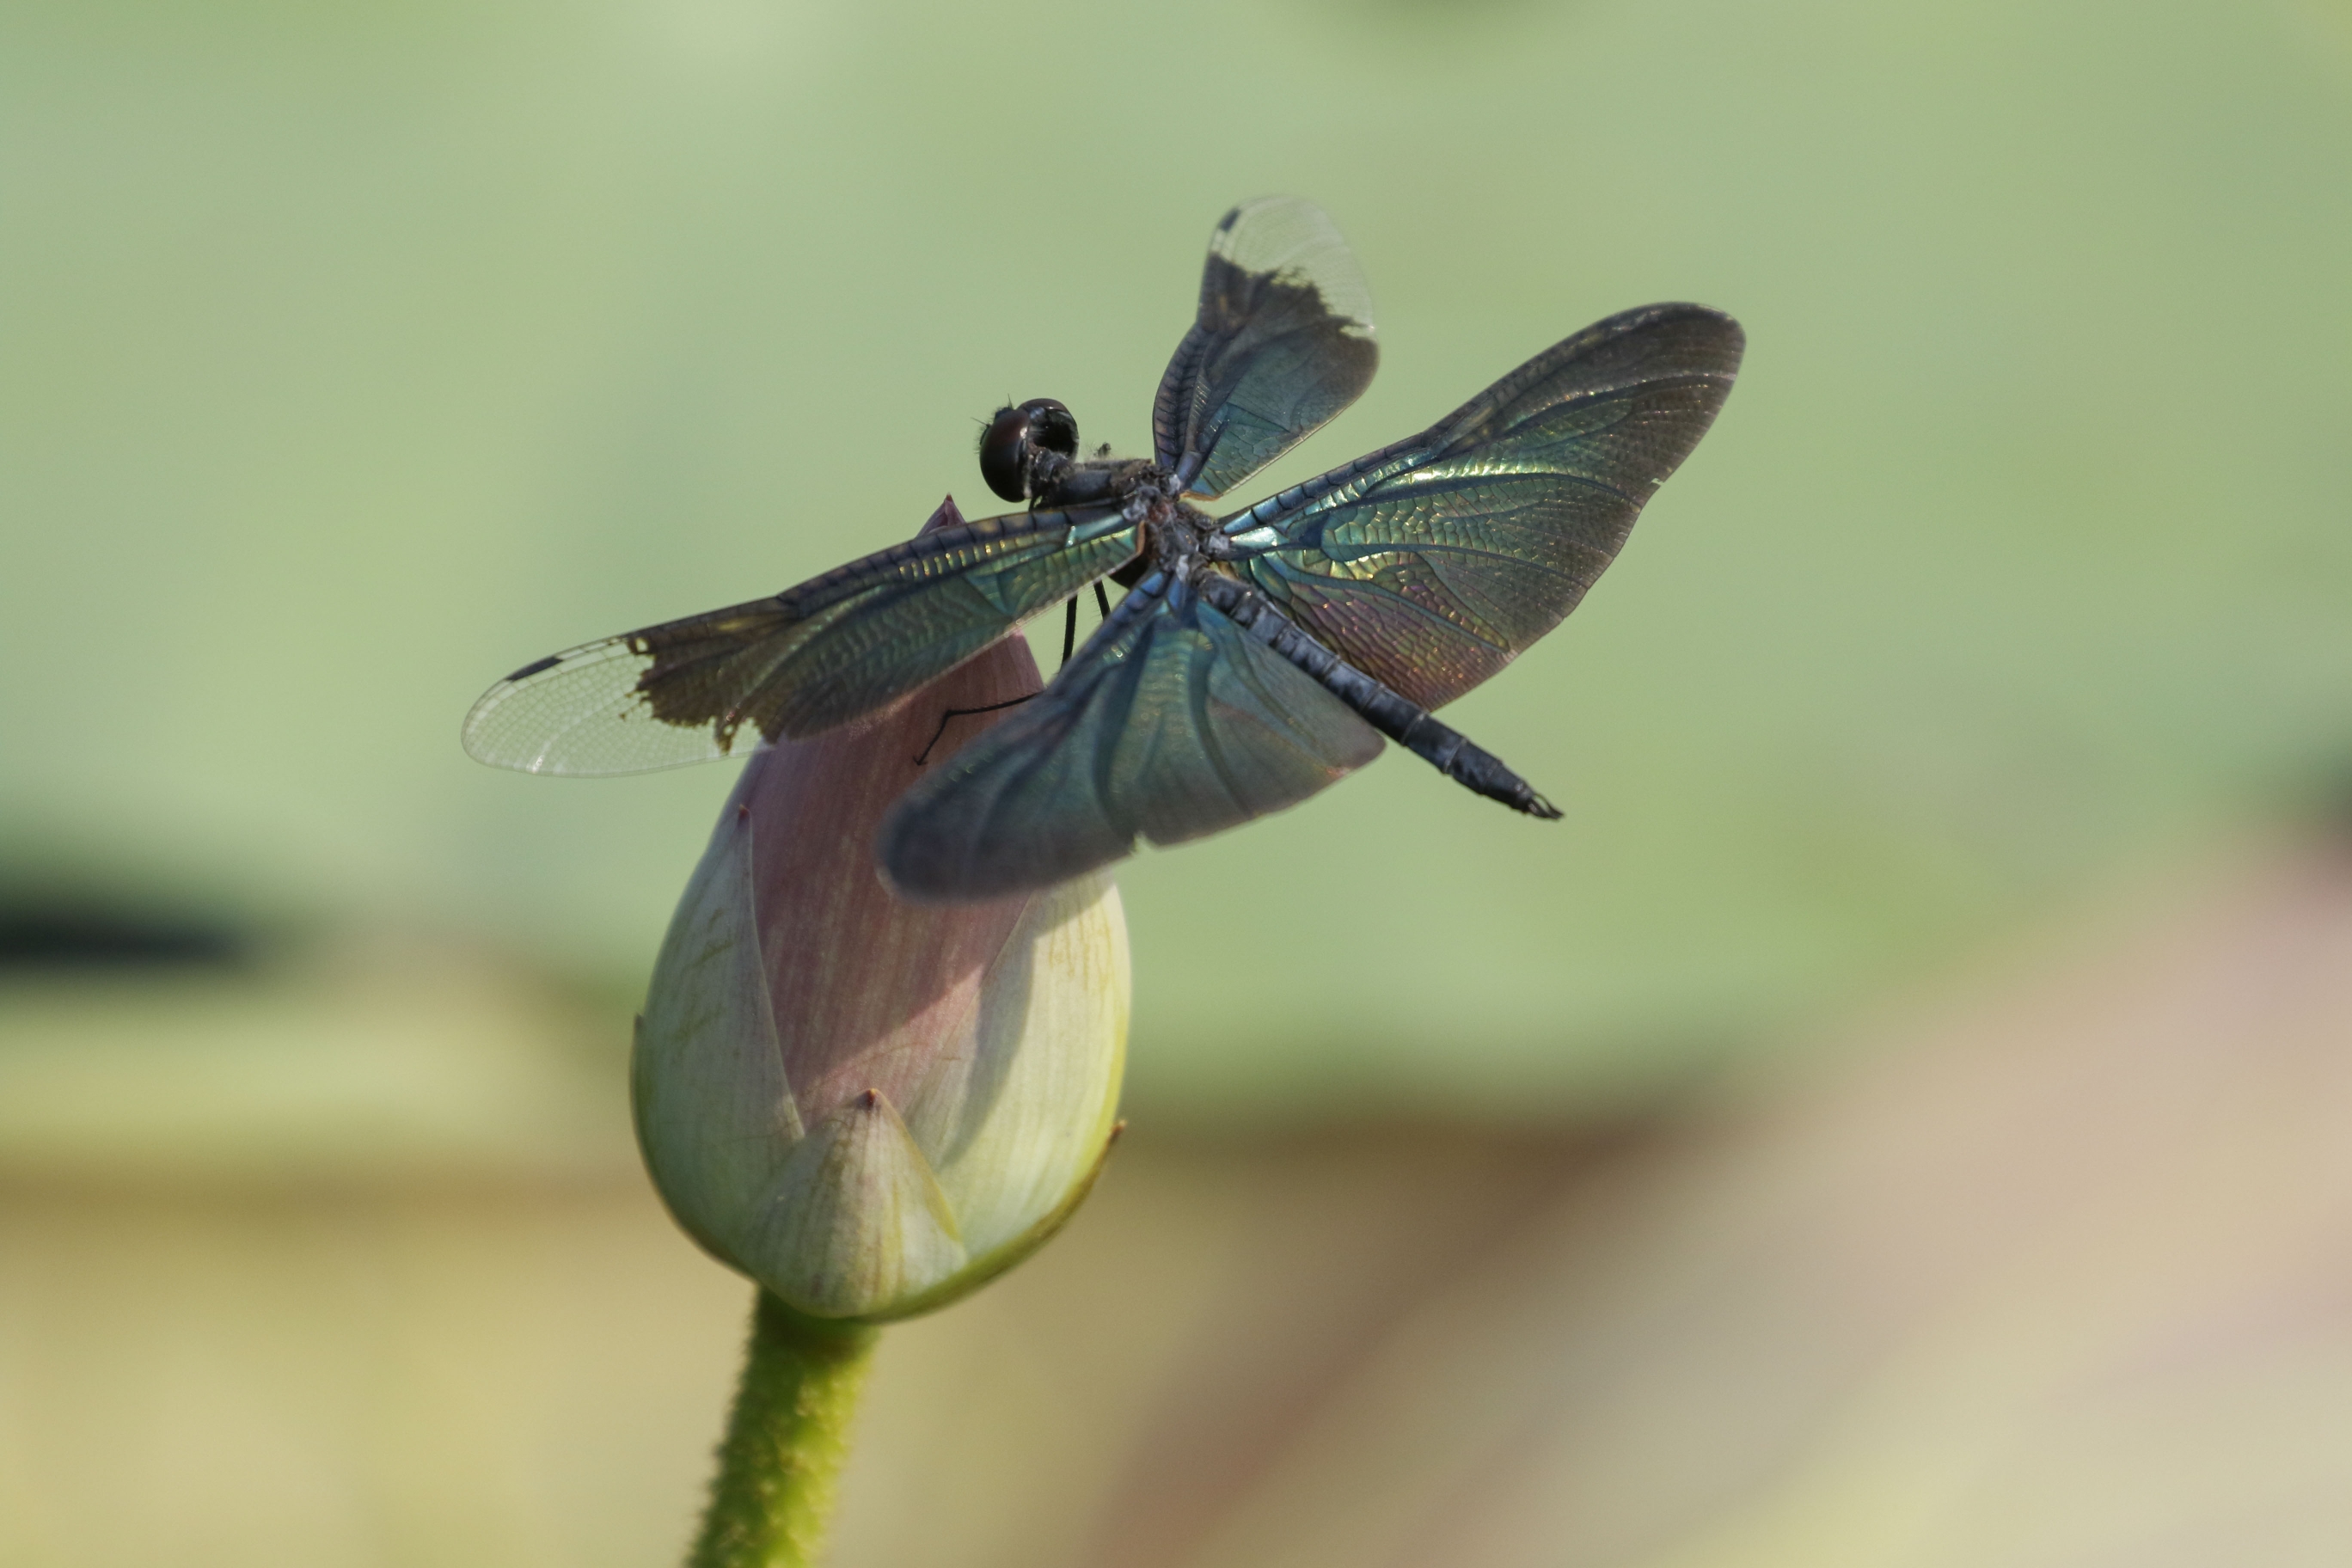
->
<box><xmin>1026</xmin><ymin>449</ymin><xmax>1223</xmax><ymax>588</ymax></box>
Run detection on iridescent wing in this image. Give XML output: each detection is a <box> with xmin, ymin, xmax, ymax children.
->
<box><xmin>1152</xmin><ymin>197</ymin><xmax>1379</xmax><ymax>501</ymax></box>
<box><xmin>1221</xmin><ymin>303</ymin><xmax>1743</xmax><ymax>711</ymax></box>
<box><xmin>879</xmin><ymin>573</ymin><xmax>1384</xmax><ymax>899</ymax></box>
<box><xmin>462</xmin><ymin>507</ymin><xmax>1142</xmax><ymax>775</ymax></box>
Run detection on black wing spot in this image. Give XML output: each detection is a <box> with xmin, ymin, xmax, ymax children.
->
<box><xmin>505</xmin><ymin>654</ymin><xmax>562</xmax><ymax>682</ymax></box>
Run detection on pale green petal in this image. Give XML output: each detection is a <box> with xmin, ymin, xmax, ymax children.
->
<box><xmin>634</xmin><ymin>802</ymin><xmax>803</xmax><ymax>1267</ymax></box>
<box><xmin>902</xmin><ymin>874</ymin><xmax>1130</xmax><ymax>1259</ymax></box>
<box><xmin>744</xmin><ymin>1087</ymin><xmax>969</xmax><ymax>1319</ymax></box>
<box><xmin>634</xmin><ymin>752</ymin><xmax>1129</xmax><ymax>1321</ymax></box>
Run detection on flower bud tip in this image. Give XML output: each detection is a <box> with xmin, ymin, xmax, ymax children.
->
<box><xmin>631</xmin><ymin>495</ymin><xmax>1127</xmax><ymax>1324</ymax></box>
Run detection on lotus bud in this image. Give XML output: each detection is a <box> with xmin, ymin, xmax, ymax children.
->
<box><xmin>633</xmin><ymin>498</ymin><xmax>1130</xmax><ymax>1324</ymax></box>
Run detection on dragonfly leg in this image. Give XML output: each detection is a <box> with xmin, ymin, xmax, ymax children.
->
<box><xmin>1045</xmin><ymin>585</ymin><xmax>1113</xmax><ymax>674</ymax></box>
<box><xmin>915</xmin><ymin>695</ymin><xmax>1038</xmax><ymax>766</ymax></box>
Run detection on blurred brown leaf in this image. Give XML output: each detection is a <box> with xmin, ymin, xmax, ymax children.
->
<box><xmin>4</xmin><ymin>836</ymin><xmax>2349</xmax><ymax>1565</ymax></box>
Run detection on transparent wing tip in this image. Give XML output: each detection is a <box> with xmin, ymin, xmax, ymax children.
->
<box><xmin>1207</xmin><ymin>196</ymin><xmax>1375</xmax><ymax>334</ymax></box>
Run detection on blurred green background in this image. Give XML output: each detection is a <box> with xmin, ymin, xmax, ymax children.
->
<box><xmin>5</xmin><ymin>1</ymin><xmax>2352</xmax><ymax>1564</ymax></box>
<box><xmin>9</xmin><ymin>0</ymin><xmax>2349</xmax><ymax>1114</ymax></box>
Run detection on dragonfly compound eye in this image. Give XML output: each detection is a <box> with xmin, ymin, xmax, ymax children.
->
<box><xmin>979</xmin><ymin>398</ymin><xmax>1079</xmax><ymax>502</ymax></box>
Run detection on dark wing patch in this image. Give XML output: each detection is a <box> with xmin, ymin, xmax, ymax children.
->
<box><xmin>1152</xmin><ymin>197</ymin><xmax>1379</xmax><ymax>501</ymax></box>
<box><xmin>877</xmin><ymin>573</ymin><xmax>1384</xmax><ymax>899</ymax></box>
<box><xmin>462</xmin><ymin>508</ymin><xmax>1141</xmax><ymax>775</ymax></box>
<box><xmin>1221</xmin><ymin>303</ymin><xmax>1743</xmax><ymax>711</ymax></box>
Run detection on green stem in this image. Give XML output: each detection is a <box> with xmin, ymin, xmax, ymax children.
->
<box><xmin>689</xmin><ymin>1291</ymin><xmax>879</xmax><ymax>1568</ymax></box>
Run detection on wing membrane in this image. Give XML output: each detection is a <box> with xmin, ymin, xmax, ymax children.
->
<box><xmin>462</xmin><ymin>507</ymin><xmax>1141</xmax><ymax>775</ymax></box>
<box><xmin>1153</xmin><ymin>197</ymin><xmax>1379</xmax><ymax>500</ymax></box>
<box><xmin>1222</xmin><ymin>303</ymin><xmax>1743</xmax><ymax>711</ymax></box>
<box><xmin>879</xmin><ymin>573</ymin><xmax>1384</xmax><ymax>899</ymax></box>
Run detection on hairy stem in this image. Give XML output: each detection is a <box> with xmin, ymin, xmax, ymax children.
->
<box><xmin>689</xmin><ymin>1291</ymin><xmax>879</xmax><ymax>1568</ymax></box>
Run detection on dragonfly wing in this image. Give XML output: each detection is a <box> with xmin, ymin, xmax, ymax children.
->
<box><xmin>879</xmin><ymin>573</ymin><xmax>1384</xmax><ymax>899</ymax></box>
<box><xmin>1222</xmin><ymin>303</ymin><xmax>1743</xmax><ymax>711</ymax></box>
<box><xmin>462</xmin><ymin>507</ymin><xmax>1142</xmax><ymax>775</ymax></box>
<box><xmin>1153</xmin><ymin>197</ymin><xmax>1379</xmax><ymax>500</ymax></box>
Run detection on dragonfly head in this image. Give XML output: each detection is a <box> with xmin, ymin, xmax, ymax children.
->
<box><xmin>979</xmin><ymin>397</ymin><xmax>1080</xmax><ymax>502</ymax></box>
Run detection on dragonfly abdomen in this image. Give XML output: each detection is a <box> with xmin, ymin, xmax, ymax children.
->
<box><xmin>1193</xmin><ymin>573</ymin><xmax>1559</xmax><ymax>821</ymax></box>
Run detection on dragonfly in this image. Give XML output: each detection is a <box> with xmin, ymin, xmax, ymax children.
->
<box><xmin>463</xmin><ymin>198</ymin><xmax>1743</xmax><ymax>900</ymax></box>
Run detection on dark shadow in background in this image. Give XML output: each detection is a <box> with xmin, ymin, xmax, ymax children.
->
<box><xmin>0</xmin><ymin>893</ymin><xmax>251</xmax><ymax>972</ymax></box>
